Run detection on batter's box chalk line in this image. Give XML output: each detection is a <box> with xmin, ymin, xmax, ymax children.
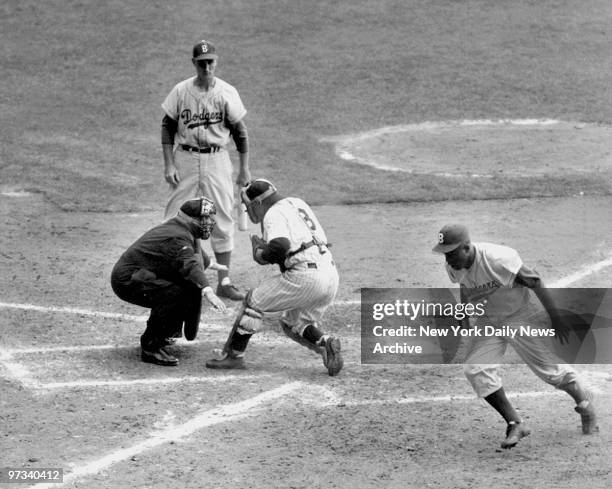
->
<box><xmin>21</xmin><ymin>382</ymin><xmax>304</xmax><ymax>489</ymax></box>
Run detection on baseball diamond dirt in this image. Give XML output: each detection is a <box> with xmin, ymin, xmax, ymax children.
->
<box><xmin>2</xmin><ymin>0</ymin><xmax>612</xmax><ymax>488</ymax></box>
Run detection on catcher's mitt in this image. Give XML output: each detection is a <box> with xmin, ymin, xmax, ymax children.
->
<box><xmin>250</xmin><ymin>234</ymin><xmax>268</xmax><ymax>265</ymax></box>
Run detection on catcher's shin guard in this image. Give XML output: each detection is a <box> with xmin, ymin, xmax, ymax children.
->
<box><xmin>221</xmin><ymin>290</ymin><xmax>251</xmax><ymax>355</ymax></box>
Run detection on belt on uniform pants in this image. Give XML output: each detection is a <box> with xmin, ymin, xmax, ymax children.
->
<box><xmin>303</xmin><ymin>261</ymin><xmax>335</xmax><ymax>269</ymax></box>
<box><xmin>180</xmin><ymin>144</ymin><xmax>221</xmax><ymax>153</ymax></box>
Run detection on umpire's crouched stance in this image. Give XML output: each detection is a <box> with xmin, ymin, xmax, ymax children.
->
<box><xmin>111</xmin><ymin>197</ymin><xmax>226</xmax><ymax>366</ymax></box>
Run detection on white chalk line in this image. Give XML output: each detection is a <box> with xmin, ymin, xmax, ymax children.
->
<box><xmin>0</xmin><ymin>299</ymin><xmax>357</xmax><ymax>321</ymax></box>
<box><xmin>550</xmin><ymin>255</ymin><xmax>612</xmax><ymax>288</ymax></box>
<box><xmin>40</xmin><ymin>373</ymin><xmax>275</xmax><ymax>390</ymax></box>
<box><xmin>320</xmin><ymin>119</ymin><xmax>563</xmax><ymax>144</ymax></box>
<box><xmin>321</xmin><ymin>390</ymin><xmax>562</xmax><ymax>407</ymax></box>
<box><xmin>23</xmin><ymin>382</ymin><xmax>302</xmax><ymax>489</ymax></box>
<box><xmin>322</xmin><ymin>119</ymin><xmax>565</xmax><ymax>176</ymax></box>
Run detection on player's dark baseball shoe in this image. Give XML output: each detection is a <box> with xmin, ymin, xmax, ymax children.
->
<box><xmin>141</xmin><ymin>346</ymin><xmax>179</xmax><ymax>367</ymax></box>
<box><xmin>205</xmin><ymin>351</ymin><xmax>246</xmax><ymax>369</ymax></box>
<box><xmin>501</xmin><ymin>421</ymin><xmax>531</xmax><ymax>449</ymax></box>
<box><xmin>322</xmin><ymin>336</ymin><xmax>343</xmax><ymax>376</ymax></box>
<box><xmin>575</xmin><ymin>402</ymin><xmax>599</xmax><ymax>434</ymax></box>
<box><xmin>217</xmin><ymin>283</ymin><xmax>246</xmax><ymax>301</ymax></box>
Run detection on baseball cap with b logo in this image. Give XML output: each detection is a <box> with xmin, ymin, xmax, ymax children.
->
<box><xmin>432</xmin><ymin>224</ymin><xmax>470</xmax><ymax>253</ymax></box>
<box><xmin>192</xmin><ymin>40</ymin><xmax>218</xmax><ymax>60</ymax></box>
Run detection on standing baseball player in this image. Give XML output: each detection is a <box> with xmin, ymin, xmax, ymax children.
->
<box><xmin>433</xmin><ymin>224</ymin><xmax>598</xmax><ymax>448</ymax></box>
<box><xmin>161</xmin><ymin>39</ymin><xmax>250</xmax><ymax>301</ymax></box>
<box><xmin>205</xmin><ymin>179</ymin><xmax>343</xmax><ymax>376</ymax></box>
<box><xmin>111</xmin><ymin>197</ymin><xmax>227</xmax><ymax>366</ymax></box>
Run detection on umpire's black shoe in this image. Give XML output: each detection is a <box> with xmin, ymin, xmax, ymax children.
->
<box><xmin>141</xmin><ymin>346</ymin><xmax>179</xmax><ymax>367</ymax></box>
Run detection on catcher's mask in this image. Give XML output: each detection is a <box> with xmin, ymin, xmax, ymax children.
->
<box><xmin>240</xmin><ymin>179</ymin><xmax>277</xmax><ymax>224</ymax></box>
<box><xmin>180</xmin><ymin>197</ymin><xmax>217</xmax><ymax>239</ymax></box>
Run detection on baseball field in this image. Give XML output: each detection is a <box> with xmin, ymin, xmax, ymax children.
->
<box><xmin>1</xmin><ymin>1</ymin><xmax>612</xmax><ymax>488</ymax></box>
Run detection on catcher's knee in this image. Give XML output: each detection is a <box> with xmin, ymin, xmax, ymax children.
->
<box><xmin>236</xmin><ymin>294</ymin><xmax>264</xmax><ymax>334</ymax></box>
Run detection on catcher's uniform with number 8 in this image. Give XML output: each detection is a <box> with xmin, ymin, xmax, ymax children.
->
<box><xmin>206</xmin><ymin>179</ymin><xmax>343</xmax><ymax>375</ymax></box>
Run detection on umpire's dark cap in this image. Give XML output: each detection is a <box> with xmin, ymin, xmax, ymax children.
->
<box><xmin>193</xmin><ymin>40</ymin><xmax>218</xmax><ymax>60</ymax></box>
<box><xmin>180</xmin><ymin>197</ymin><xmax>216</xmax><ymax>218</ymax></box>
<box><xmin>432</xmin><ymin>224</ymin><xmax>470</xmax><ymax>253</ymax></box>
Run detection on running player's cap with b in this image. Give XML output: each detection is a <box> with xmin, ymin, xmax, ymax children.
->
<box><xmin>193</xmin><ymin>40</ymin><xmax>218</xmax><ymax>60</ymax></box>
<box><xmin>432</xmin><ymin>224</ymin><xmax>470</xmax><ymax>253</ymax></box>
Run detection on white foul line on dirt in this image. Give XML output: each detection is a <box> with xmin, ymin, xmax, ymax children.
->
<box><xmin>40</xmin><ymin>373</ymin><xmax>275</xmax><ymax>390</ymax></box>
<box><xmin>23</xmin><ymin>382</ymin><xmax>302</xmax><ymax>489</ymax></box>
<box><xmin>550</xmin><ymin>255</ymin><xmax>612</xmax><ymax>288</ymax></box>
<box><xmin>0</xmin><ymin>301</ymin><xmax>148</xmax><ymax>322</ymax></box>
<box><xmin>333</xmin><ymin>253</ymin><xmax>612</xmax><ymax>306</ymax></box>
<box><xmin>321</xmin><ymin>389</ymin><xmax>568</xmax><ymax>408</ymax></box>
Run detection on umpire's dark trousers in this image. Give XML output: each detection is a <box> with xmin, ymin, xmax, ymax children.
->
<box><xmin>111</xmin><ymin>267</ymin><xmax>201</xmax><ymax>348</ymax></box>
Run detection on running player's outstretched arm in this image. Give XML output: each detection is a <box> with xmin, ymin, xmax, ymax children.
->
<box><xmin>514</xmin><ymin>265</ymin><xmax>570</xmax><ymax>344</ymax></box>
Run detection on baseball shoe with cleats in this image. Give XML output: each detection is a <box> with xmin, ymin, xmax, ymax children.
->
<box><xmin>501</xmin><ymin>421</ymin><xmax>531</xmax><ymax>449</ymax></box>
<box><xmin>205</xmin><ymin>351</ymin><xmax>246</xmax><ymax>370</ymax></box>
<box><xmin>321</xmin><ymin>336</ymin><xmax>343</xmax><ymax>376</ymax></box>
<box><xmin>575</xmin><ymin>401</ymin><xmax>599</xmax><ymax>434</ymax></box>
<box><xmin>217</xmin><ymin>283</ymin><xmax>246</xmax><ymax>301</ymax></box>
<box><xmin>141</xmin><ymin>346</ymin><xmax>179</xmax><ymax>367</ymax></box>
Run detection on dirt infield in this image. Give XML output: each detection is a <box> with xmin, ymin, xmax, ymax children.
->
<box><xmin>1</xmin><ymin>192</ymin><xmax>611</xmax><ymax>488</ymax></box>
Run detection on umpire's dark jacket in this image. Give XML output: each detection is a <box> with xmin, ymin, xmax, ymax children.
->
<box><xmin>111</xmin><ymin>215</ymin><xmax>211</xmax><ymax>292</ymax></box>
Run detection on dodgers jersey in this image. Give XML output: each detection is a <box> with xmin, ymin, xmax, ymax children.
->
<box><xmin>161</xmin><ymin>76</ymin><xmax>246</xmax><ymax>148</ymax></box>
<box><xmin>446</xmin><ymin>242</ymin><xmax>530</xmax><ymax>319</ymax></box>
<box><xmin>263</xmin><ymin>198</ymin><xmax>331</xmax><ymax>269</ymax></box>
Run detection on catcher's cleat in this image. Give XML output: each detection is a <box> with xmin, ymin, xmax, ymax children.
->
<box><xmin>575</xmin><ymin>402</ymin><xmax>599</xmax><ymax>434</ymax></box>
<box><xmin>501</xmin><ymin>422</ymin><xmax>531</xmax><ymax>449</ymax></box>
<box><xmin>141</xmin><ymin>346</ymin><xmax>179</xmax><ymax>367</ymax></box>
<box><xmin>205</xmin><ymin>352</ymin><xmax>246</xmax><ymax>370</ymax></box>
<box><xmin>322</xmin><ymin>336</ymin><xmax>343</xmax><ymax>376</ymax></box>
<box><xmin>216</xmin><ymin>283</ymin><xmax>246</xmax><ymax>301</ymax></box>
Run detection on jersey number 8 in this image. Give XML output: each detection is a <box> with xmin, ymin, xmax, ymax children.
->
<box><xmin>297</xmin><ymin>208</ymin><xmax>316</xmax><ymax>231</ymax></box>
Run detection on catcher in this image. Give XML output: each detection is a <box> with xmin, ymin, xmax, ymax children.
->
<box><xmin>111</xmin><ymin>197</ymin><xmax>226</xmax><ymax>366</ymax></box>
<box><xmin>205</xmin><ymin>179</ymin><xmax>343</xmax><ymax>376</ymax></box>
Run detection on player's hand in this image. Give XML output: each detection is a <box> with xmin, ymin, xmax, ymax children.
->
<box><xmin>204</xmin><ymin>289</ymin><xmax>227</xmax><ymax>312</ymax></box>
<box><xmin>165</xmin><ymin>164</ymin><xmax>180</xmax><ymax>187</ymax></box>
<box><xmin>236</xmin><ymin>167</ymin><xmax>251</xmax><ymax>187</ymax></box>
<box><xmin>250</xmin><ymin>233</ymin><xmax>267</xmax><ymax>265</ymax></box>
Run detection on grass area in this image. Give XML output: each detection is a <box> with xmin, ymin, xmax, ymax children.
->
<box><xmin>1</xmin><ymin>0</ymin><xmax>611</xmax><ymax>211</ymax></box>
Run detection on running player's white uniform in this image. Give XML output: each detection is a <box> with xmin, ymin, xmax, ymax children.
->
<box><xmin>446</xmin><ymin>242</ymin><xmax>577</xmax><ymax>397</ymax></box>
<box><xmin>161</xmin><ymin>76</ymin><xmax>246</xmax><ymax>253</ymax></box>
<box><xmin>248</xmin><ymin>197</ymin><xmax>338</xmax><ymax>335</ymax></box>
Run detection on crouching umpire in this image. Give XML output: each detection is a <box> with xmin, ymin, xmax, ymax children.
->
<box><xmin>111</xmin><ymin>197</ymin><xmax>227</xmax><ymax>366</ymax></box>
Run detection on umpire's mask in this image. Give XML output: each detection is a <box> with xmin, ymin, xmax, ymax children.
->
<box><xmin>180</xmin><ymin>197</ymin><xmax>217</xmax><ymax>240</ymax></box>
